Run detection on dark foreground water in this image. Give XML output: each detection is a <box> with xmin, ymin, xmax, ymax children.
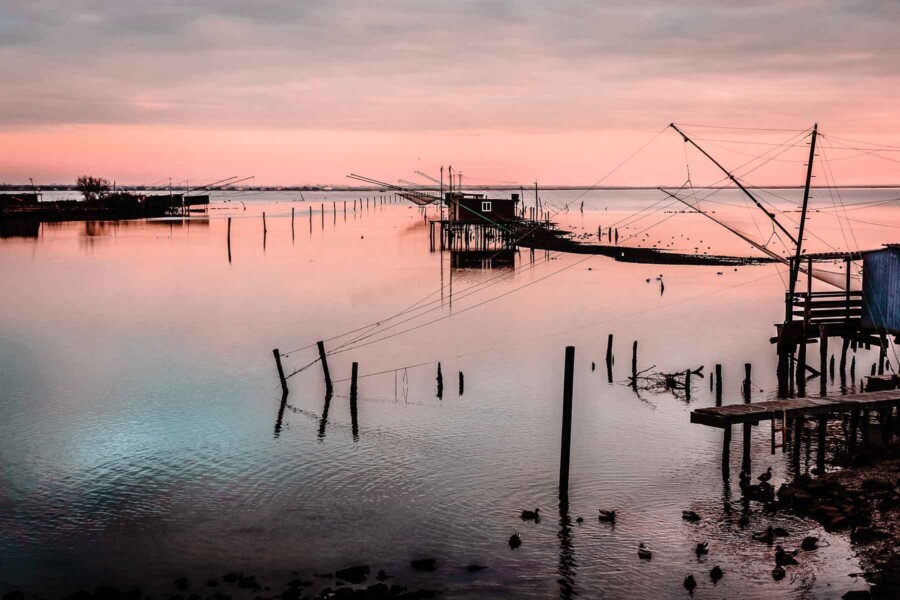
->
<box><xmin>1</xmin><ymin>189</ymin><xmax>897</xmax><ymax>598</ymax></box>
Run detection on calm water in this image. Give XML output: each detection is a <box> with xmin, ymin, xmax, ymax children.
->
<box><xmin>1</xmin><ymin>189</ymin><xmax>898</xmax><ymax>598</ymax></box>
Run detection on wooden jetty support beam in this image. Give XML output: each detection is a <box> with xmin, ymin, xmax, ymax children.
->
<box><xmin>691</xmin><ymin>390</ymin><xmax>900</xmax><ymax>475</ymax></box>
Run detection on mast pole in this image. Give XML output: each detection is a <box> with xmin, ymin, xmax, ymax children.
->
<box><xmin>440</xmin><ymin>165</ymin><xmax>444</xmax><ymax>223</ymax></box>
<box><xmin>789</xmin><ymin>124</ymin><xmax>818</xmax><ymax>296</ymax></box>
<box><xmin>669</xmin><ymin>123</ymin><xmax>797</xmax><ymax>245</ymax></box>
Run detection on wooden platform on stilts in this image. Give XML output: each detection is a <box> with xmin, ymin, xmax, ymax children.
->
<box><xmin>691</xmin><ymin>389</ymin><xmax>900</xmax><ymax>428</ymax></box>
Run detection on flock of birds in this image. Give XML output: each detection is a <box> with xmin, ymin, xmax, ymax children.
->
<box><xmin>508</xmin><ymin>467</ymin><xmax>823</xmax><ymax>593</ymax></box>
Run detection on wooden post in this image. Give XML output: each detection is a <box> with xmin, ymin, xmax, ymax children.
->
<box><xmin>436</xmin><ymin>362</ymin><xmax>443</xmax><ymax>399</ymax></box>
<box><xmin>316</xmin><ymin>341</ymin><xmax>333</xmax><ymax>396</ymax></box>
<box><xmin>840</xmin><ymin>337</ymin><xmax>850</xmax><ymax>375</ymax></box>
<box><xmin>458</xmin><ymin>371</ymin><xmax>464</xmax><ymax>395</ymax></box>
<box><xmin>291</xmin><ymin>207</ymin><xmax>295</xmax><ymax>238</ymax></box>
<box><xmin>685</xmin><ymin>369</ymin><xmax>691</xmax><ymax>401</ymax></box>
<box><xmin>742</xmin><ymin>363</ymin><xmax>751</xmax><ymax>473</ymax></box>
<box><xmin>320</xmin><ymin>203</ymin><xmax>324</xmax><ymax>229</ymax></box>
<box><xmin>227</xmin><ymin>217</ymin><xmax>232</xmax><ymax>262</ymax></box>
<box><xmin>879</xmin><ymin>340</ymin><xmax>887</xmax><ymax>375</ymax></box>
<box><xmin>350</xmin><ymin>362</ymin><xmax>359</xmax><ymax>440</ymax></box>
<box><xmin>722</xmin><ymin>426</ymin><xmax>731</xmax><ymax>481</ymax></box>
<box><xmin>817</xmin><ymin>416</ymin><xmax>827</xmax><ymax>474</ymax></box>
<box><xmin>560</xmin><ymin>346</ymin><xmax>575</xmax><ymax>504</ymax></box>
<box><xmin>631</xmin><ymin>341</ymin><xmax>638</xmax><ymax>388</ymax></box>
<box><xmin>273</xmin><ymin>348</ymin><xmax>288</xmax><ymax>396</ymax></box>
<box><xmin>605</xmin><ymin>334</ymin><xmax>613</xmax><ymax>365</ymax></box>
<box><xmin>819</xmin><ymin>324</ymin><xmax>828</xmax><ymax>396</ymax></box>
<box><xmin>263</xmin><ymin>211</ymin><xmax>267</xmax><ymax>234</ymax></box>
<box><xmin>715</xmin><ymin>364</ymin><xmax>723</xmax><ymax>407</ymax></box>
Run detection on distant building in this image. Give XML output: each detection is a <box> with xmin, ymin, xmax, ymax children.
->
<box><xmin>445</xmin><ymin>192</ymin><xmax>519</xmax><ymax>223</ymax></box>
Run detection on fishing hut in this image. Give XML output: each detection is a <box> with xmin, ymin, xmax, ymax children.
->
<box><xmin>430</xmin><ymin>191</ymin><xmax>521</xmax><ymax>254</ymax></box>
<box><xmin>773</xmin><ymin>245</ymin><xmax>900</xmax><ymax>394</ymax></box>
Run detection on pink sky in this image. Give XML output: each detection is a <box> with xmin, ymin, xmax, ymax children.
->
<box><xmin>2</xmin><ymin>1</ymin><xmax>900</xmax><ymax>187</ymax></box>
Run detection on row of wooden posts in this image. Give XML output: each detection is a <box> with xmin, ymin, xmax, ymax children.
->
<box><xmin>226</xmin><ymin>195</ymin><xmax>398</xmax><ymax>261</ymax></box>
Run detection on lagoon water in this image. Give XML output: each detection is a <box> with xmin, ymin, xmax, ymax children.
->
<box><xmin>1</xmin><ymin>189</ymin><xmax>898</xmax><ymax>598</ymax></box>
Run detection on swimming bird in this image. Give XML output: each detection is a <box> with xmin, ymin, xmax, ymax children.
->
<box><xmin>683</xmin><ymin>574</ymin><xmax>697</xmax><ymax>592</ymax></box>
<box><xmin>598</xmin><ymin>510</ymin><xmax>616</xmax><ymax>523</ymax></box>
<box><xmin>752</xmin><ymin>527</ymin><xmax>775</xmax><ymax>544</ymax></box>
<box><xmin>801</xmin><ymin>536</ymin><xmax>819</xmax><ymax>551</ymax></box>
<box><xmin>738</xmin><ymin>470</ymin><xmax>751</xmax><ymax>485</ymax></box>
<box><xmin>575</xmin><ymin>517</ymin><xmax>584</xmax><ymax>524</ymax></box>
<box><xmin>638</xmin><ymin>543</ymin><xmax>652</xmax><ymax>560</ymax></box>
<box><xmin>682</xmin><ymin>510</ymin><xmax>701</xmax><ymax>522</ymax></box>
<box><xmin>772</xmin><ymin>565</ymin><xmax>785</xmax><ymax>581</ymax></box>
<box><xmin>757</xmin><ymin>467</ymin><xmax>773</xmax><ymax>482</ymax></box>
<box><xmin>710</xmin><ymin>565</ymin><xmax>723</xmax><ymax>583</ymax></box>
<box><xmin>775</xmin><ymin>545</ymin><xmax>799</xmax><ymax>566</ymax></box>
<box><xmin>508</xmin><ymin>533</ymin><xmax>522</xmax><ymax>549</ymax></box>
<box><xmin>695</xmin><ymin>542</ymin><xmax>709</xmax><ymax>557</ymax></box>
<box><xmin>520</xmin><ymin>508</ymin><xmax>540</xmax><ymax>522</ymax></box>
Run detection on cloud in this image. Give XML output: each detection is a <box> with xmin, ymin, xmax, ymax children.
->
<box><xmin>0</xmin><ymin>1</ymin><xmax>898</xmax><ymax>134</ymax></box>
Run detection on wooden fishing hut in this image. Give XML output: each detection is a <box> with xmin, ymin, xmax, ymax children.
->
<box><xmin>430</xmin><ymin>191</ymin><xmax>521</xmax><ymax>253</ymax></box>
<box><xmin>773</xmin><ymin>245</ymin><xmax>900</xmax><ymax>394</ymax></box>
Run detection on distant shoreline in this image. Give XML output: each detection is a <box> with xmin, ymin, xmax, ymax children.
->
<box><xmin>3</xmin><ymin>184</ymin><xmax>900</xmax><ymax>193</ymax></box>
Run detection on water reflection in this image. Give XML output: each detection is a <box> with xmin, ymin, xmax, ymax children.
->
<box><xmin>0</xmin><ymin>218</ymin><xmax>40</xmax><ymax>238</ymax></box>
<box><xmin>557</xmin><ymin>504</ymin><xmax>577</xmax><ymax>600</ymax></box>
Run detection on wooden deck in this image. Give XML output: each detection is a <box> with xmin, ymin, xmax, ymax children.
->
<box><xmin>691</xmin><ymin>389</ymin><xmax>900</xmax><ymax>429</ymax></box>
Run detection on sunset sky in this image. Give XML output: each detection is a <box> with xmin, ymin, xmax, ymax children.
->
<box><xmin>2</xmin><ymin>1</ymin><xmax>900</xmax><ymax>186</ymax></box>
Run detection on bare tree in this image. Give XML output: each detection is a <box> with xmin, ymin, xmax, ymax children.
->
<box><xmin>75</xmin><ymin>175</ymin><xmax>110</xmax><ymax>202</ymax></box>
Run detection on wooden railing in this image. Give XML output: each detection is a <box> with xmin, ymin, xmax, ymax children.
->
<box><xmin>787</xmin><ymin>290</ymin><xmax>863</xmax><ymax>329</ymax></box>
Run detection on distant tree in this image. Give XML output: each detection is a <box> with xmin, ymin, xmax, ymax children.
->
<box><xmin>75</xmin><ymin>175</ymin><xmax>110</xmax><ymax>202</ymax></box>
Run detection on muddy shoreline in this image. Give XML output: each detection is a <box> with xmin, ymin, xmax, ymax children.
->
<box><xmin>777</xmin><ymin>441</ymin><xmax>900</xmax><ymax>598</ymax></box>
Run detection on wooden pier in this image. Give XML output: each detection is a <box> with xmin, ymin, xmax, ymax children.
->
<box><xmin>691</xmin><ymin>387</ymin><xmax>900</xmax><ymax>478</ymax></box>
<box><xmin>691</xmin><ymin>389</ymin><xmax>900</xmax><ymax>428</ymax></box>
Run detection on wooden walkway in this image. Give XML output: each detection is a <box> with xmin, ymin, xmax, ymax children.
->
<box><xmin>691</xmin><ymin>389</ymin><xmax>900</xmax><ymax>428</ymax></box>
<box><xmin>692</xmin><ymin>389</ymin><xmax>900</xmax><ymax>479</ymax></box>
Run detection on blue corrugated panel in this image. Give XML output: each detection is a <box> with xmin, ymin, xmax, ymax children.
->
<box><xmin>862</xmin><ymin>247</ymin><xmax>900</xmax><ymax>335</ymax></box>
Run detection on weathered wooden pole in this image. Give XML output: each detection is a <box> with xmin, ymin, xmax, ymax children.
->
<box><xmin>458</xmin><ymin>371</ymin><xmax>464</xmax><ymax>395</ymax></box>
<box><xmin>350</xmin><ymin>362</ymin><xmax>359</xmax><ymax>440</ymax></box>
<box><xmin>715</xmin><ymin>364</ymin><xmax>723</xmax><ymax>407</ymax></box>
<box><xmin>273</xmin><ymin>348</ymin><xmax>288</xmax><ymax>396</ymax></box>
<box><xmin>263</xmin><ymin>211</ymin><xmax>267</xmax><ymax>234</ymax></box>
<box><xmin>819</xmin><ymin>325</ymin><xmax>829</xmax><ymax>396</ymax></box>
<box><xmin>879</xmin><ymin>340</ymin><xmax>887</xmax><ymax>375</ymax></box>
<box><xmin>436</xmin><ymin>362</ymin><xmax>443</xmax><ymax>399</ymax></box>
<box><xmin>316</xmin><ymin>341</ymin><xmax>333</xmax><ymax>396</ymax></box>
<box><xmin>840</xmin><ymin>337</ymin><xmax>850</xmax><ymax>375</ymax></box>
<box><xmin>742</xmin><ymin>363</ymin><xmax>752</xmax><ymax>473</ymax></box>
<box><xmin>227</xmin><ymin>217</ymin><xmax>232</xmax><ymax>262</ymax></box>
<box><xmin>631</xmin><ymin>341</ymin><xmax>638</xmax><ymax>389</ymax></box>
<box><xmin>685</xmin><ymin>369</ymin><xmax>692</xmax><ymax>401</ymax></box>
<box><xmin>320</xmin><ymin>203</ymin><xmax>324</xmax><ymax>228</ymax></box>
<box><xmin>291</xmin><ymin>207</ymin><xmax>295</xmax><ymax>238</ymax></box>
<box><xmin>606</xmin><ymin>334</ymin><xmax>613</xmax><ymax>365</ymax></box>
<box><xmin>560</xmin><ymin>346</ymin><xmax>575</xmax><ymax>504</ymax></box>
